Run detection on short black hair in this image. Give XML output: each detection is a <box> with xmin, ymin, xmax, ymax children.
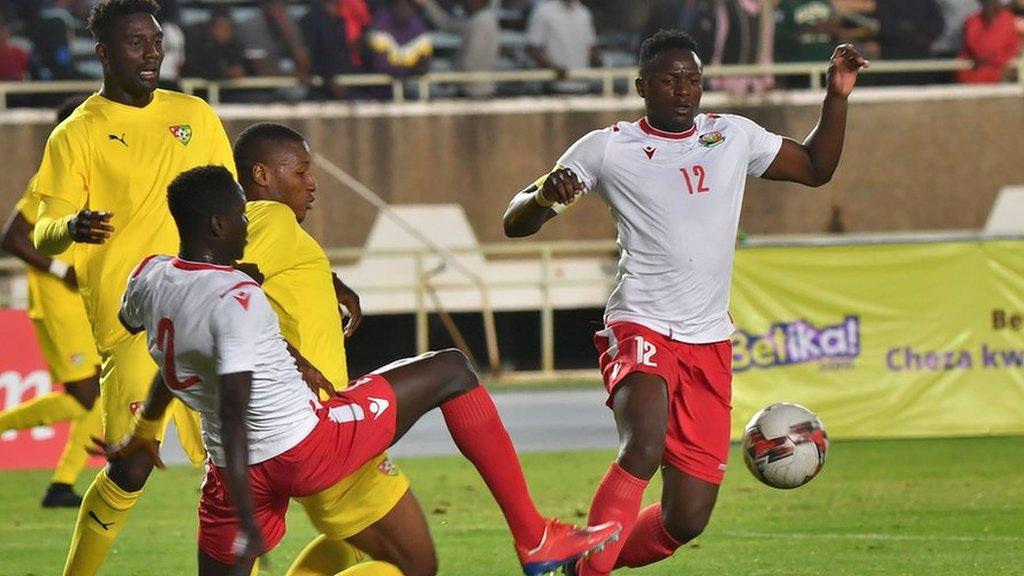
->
<box><xmin>167</xmin><ymin>165</ymin><xmax>241</xmax><ymax>237</ymax></box>
<box><xmin>233</xmin><ymin>123</ymin><xmax>307</xmax><ymax>187</ymax></box>
<box><xmin>639</xmin><ymin>29</ymin><xmax>700</xmax><ymax>75</ymax></box>
<box><xmin>55</xmin><ymin>95</ymin><xmax>89</xmax><ymax>125</ymax></box>
<box><xmin>87</xmin><ymin>0</ymin><xmax>160</xmax><ymax>42</ymax></box>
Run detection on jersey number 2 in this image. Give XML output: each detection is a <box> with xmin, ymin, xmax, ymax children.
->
<box><xmin>157</xmin><ymin>318</ymin><xmax>200</xmax><ymax>390</ymax></box>
<box><xmin>681</xmin><ymin>165</ymin><xmax>710</xmax><ymax>195</ymax></box>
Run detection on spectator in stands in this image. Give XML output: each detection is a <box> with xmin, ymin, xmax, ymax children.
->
<box><xmin>156</xmin><ymin>0</ymin><xmax>184</xmax><ymax>89</ymax></box>
<box><xmin>525</xmin><ymin>0</ymin><xmax>600</xmax><ymax>94</ymax></box>
<box><xmin>709</xmin><ymin>0</ymin><xmax>776</xmax><ymax>94</ymax></box>
<box><xmin>414</xmin><ymin>0</ymin><xmax>501</xmax><ymax>98</ymax></box>
<box><xmin>775</xmin><ymin>0</ymin><xmax>838</xmax><ymax>62</ymax></box>
<box><xmin>236</xmin><ymin>0</ymin><xmax>311</xmax><ymax>84</ymax></box>
<box><xmin>874</xmin><ymin>0</ymin><xmax>945</xmax><ymax>83</ymax></box>
<box><xmin>366</xmin><ymin>0</ymin><xmax>433</xmax><ymax>95</ymax></box>
<box><xmin>26</xmin><ymin>0</ymin><xmax>79</xmax><ymax>80</ymax></box>
<box><xmin>1011</xmin><ymin>0</ymin><xmax>1024</xmax><ymax>44</ymax></box>
<box><xmin>0</xmin><ymin>21</ymin><xmax>29</xmax><ymax>81</ymax></box>
<box><xmin>641</xmin><ymin>1</ymin><xmax>717</xmax><ymax>65</ymax></box>
<box><xmin>301</xmin><ymin>0</ymin><xmax>356</xmax><ymax>99</ymax></box>
<box><xmin>956</xmin><ymin>0</ymin><xmax>1021</xmax><ymax>83</ymax></box>
<box><xmin>336</xmin><ymin>0</ymin><xmax>373</xmax><ymax>69</ymax></box>
<box><xmin>933</xmin><ymin>0</ymin><xmax>981</xmax><ymax>60</ymax></box>
<box><xmin>183</xmin><ymin>6</ymin><xmax>246</xmax><ymax>81</ymax></box>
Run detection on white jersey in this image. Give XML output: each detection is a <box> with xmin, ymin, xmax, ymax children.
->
<box><xmin>119</xmin><ymin>255</ymin><xmax>320</xmax><ymax>466</ymax></box>
<box><xmin>557</xmin><ymin>114</ymin><xmax>783</xmax><ymax>343</ymax></box>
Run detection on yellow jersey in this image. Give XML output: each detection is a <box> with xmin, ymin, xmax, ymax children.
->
<box><xmin>32</xmin><ymin>90</ymin><xmax>236</xmax><ymax>352</ymax></box>
<box><xmin>15</xmin><ymin>173</ymin><xmax>77</xmax><ymax>321</ymax></box>
<box><xmin>241</xmin><ymin>200</ymin><xmax>349</xmax><ymax>386</ymax></box>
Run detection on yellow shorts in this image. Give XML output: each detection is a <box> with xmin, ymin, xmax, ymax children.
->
<box><xmin>296</xmin><ymin>453</ymin><xmax>410</xmax><ymax>540</ymax></box>
<box><xmin>99</xmin><ymin>333</ymin><xmax>202</xmax><ymax>453</ymax></box>
<box><xmin>32</xmin><ymin>315</ymin><xmax>100</xmax><ymax>384</ymax></box>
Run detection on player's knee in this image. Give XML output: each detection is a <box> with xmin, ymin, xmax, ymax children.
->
<box><xmin>617</xmin><ymin>432</ymin><xmax>665</xmax><ymax>479</ymax></box>
<box><xmin>106</xmin><ymin>455</ymin><xmax>154</xmax><ymax>492</ymax></box>
<box><xmin>661</xmin><ymin>504</ymin><xmax>710</xmax><ymax>545</ymax></box>
<box><xmin>434</xmin><ymin>348</ymin><xmax>479</xmax><ymax>397</ymax></box>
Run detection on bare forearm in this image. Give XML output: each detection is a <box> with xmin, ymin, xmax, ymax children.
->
<box><xmin>1</xmin><ymin>212</ymin><xmax>53</xmax><ymax>271</ymax></box>
<box><xmin>502</xmin><ymin>186</ymin><xmax>552</xmax><ymax>237</ymax></box>
<box><xmin>141</xmin><ymin>373</ymin><xmax>174</xmax><ymax>422</ymax></box>
<box><xmin>802</xmin><ymin>94</ymin><xmax>849</xmax><ymax>185</ymax></box>
<box><xmin>220</xmin><ymin>373</ymin><xmax>256</xmax><ymax>527</ymax></box>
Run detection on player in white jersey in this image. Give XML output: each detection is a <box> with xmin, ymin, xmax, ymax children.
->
<box><xmin>97</xmin><ymin>165</ymin><xmax>621</xmax><ymax>576</ymax></box>
<box><xmin>502</xmin><ymin>30</ymin><xmax>868</xmax><ymax>576</ymax></box>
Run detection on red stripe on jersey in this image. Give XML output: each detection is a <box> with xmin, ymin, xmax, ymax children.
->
<box><xmin>171</xmin><ymin>257</ymin><xmax>236</xmax><ymax>272</ymax></box>
<box><xmin>219</xmin><ymin>281</ymin><xmax>261</xmax><ymax>299</ymax></box>
<box><xmin>637</xmin><ymin>117</ymin><xmax>697</xmax><ymax>140</ymax></box>
<box><xmin>130</xmin><ymin>254</ymin><xmax>160</xmax><ymax>278</ymax></box>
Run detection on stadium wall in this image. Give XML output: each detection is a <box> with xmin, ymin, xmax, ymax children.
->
<box><xmin>1</xmin><ymin>87</ymin><xmax>1021</xmax><ymax>247</ymax></box>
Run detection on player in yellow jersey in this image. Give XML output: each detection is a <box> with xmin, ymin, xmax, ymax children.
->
<box><xmin>0</xmin><ymin>97</ymin><xmax>102</xmax><ymax>509</ymax></box>
<box><xmin>30</xmin><ymin>2</ymin><xmax>235</xmax><ymax>574</ymax></box>
<box><xmin>233</xmin><ymin>123</ymin><xmax>430</xmax><ymax>575</ymax></box>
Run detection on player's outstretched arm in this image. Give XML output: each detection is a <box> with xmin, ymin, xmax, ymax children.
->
<box><xmin>1</xmin><ymin>210</ymin><xmax>77</xmax><ymax>288</ymax></box>
<box><xmin>35</xmin><ymin>199</ymin><xmax>114</xmax><ymax>254</ymax></box>
<box><xmin>762</xmin><ymin>44</ymin><xmax>870</xmax><ymax>187</ymax></box>
<box><xmin>90</xmin><ymin>373</ymin><xmax>173</xmax><ymax>468</ymax></box>
<box><xmin>503</xmin><ymin>168</ymin><xmax>584</xmax><ymax>237</ymax></box>
<box><xmin>332</xmin><ymin>273</ymin><xmax>363</xmax><ymax>337</ymax></box>
<box><xmin>219</xmin><ymin>371</ymin><xmax>265</xmax><ymax>569</ymax></box>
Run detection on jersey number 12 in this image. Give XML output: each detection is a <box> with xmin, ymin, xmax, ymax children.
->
<box><xmin>681</xmin><ymin>165</ymin><xmax>711</xmax><ymax>195</ymax></box>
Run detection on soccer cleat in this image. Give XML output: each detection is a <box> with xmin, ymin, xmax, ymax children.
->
<box><xmin>41</xmin><ymin>483</ymin><xmax>83</xmax><ymax>508</ymax></box>
<box><xmin>515</xmin><ymin>518</ymin><xmax>622</xmax><ymax>576</ymax></box>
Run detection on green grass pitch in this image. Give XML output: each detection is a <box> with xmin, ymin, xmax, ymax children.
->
<box><xmin>1</xmin><ymin>437</ymin><xmax>1022</xmax><ymax>575</ymax></box>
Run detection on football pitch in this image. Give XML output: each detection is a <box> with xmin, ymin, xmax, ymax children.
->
<box><xmin>1</xmin><ymin>437</ymin><xmax>1022</xmax><ymax>576</ymax></box>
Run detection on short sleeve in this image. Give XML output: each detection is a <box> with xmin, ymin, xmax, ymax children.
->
<box><xmin>118</xmin><ymin>260</ymin><xmax>152</xmax><ymax>332</ymax></box>
<box><xmin>35</xmin><ymin>122</ymin><xmax>89</xmax><ymax>210</ymax></box>
<box><xmin>556</xmin><ymin>128</ymin><xmax>611</xmax><ymax>192</ymax></box>
<box><xmin>212</xmin><ymin>282</ymin><xmax>268</xmax><ymax>375</ymax></box>
<box><xmin>728</xmin><ymin>115</ymin><xmax>783</xmax><ymax>177</ymax></box>
<box><xmin>240</xmin><ymin>203</ymin><xmax>304</xmax><ymax>280</ymax></box>
<box><xmin>14</xmin><ymin>175</ymin><xmax>40</xmax><ymax>224</ymax></box>
<box><xmin>524</xmin><ymin>4</ymin><xmax>546</xmax><ymax>46</ymax></box>
<box><xmin>205</xmin><ymin>104</ymin><xmax>237</xmax><ymax>177</ymax></box>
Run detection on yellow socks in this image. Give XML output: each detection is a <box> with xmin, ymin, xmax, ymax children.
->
<box><xmin>61</xmin><ymin>468</ymin><xmax>142</xmax><ymax>576</ymax></box>
<box><xmin>336</xmin><ymin>561</ymin><xmax>403</xmax><ymax>576</ymax></box>
<box><xmin>0</xmin><ymin>391</ymin><xmax>85</xmax><ymax>432</ymax></box>
<box><xmin>286</xmin><ymin>535</ymin><xmax>364</xmax><ymax>576</ymax></box>
<box><xmin>51</xmin><ymin>402</ymin><xmax>103</xmax><ymax>485</ymax></box>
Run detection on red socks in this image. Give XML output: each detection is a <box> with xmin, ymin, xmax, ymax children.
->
<box><xmin>614</xmin><ymin>503</ymin><xmax>682</xmax><ymax>568</ymax></box>
<box><xmin>579</xmin><ymin>463</ymin><xmax>649</xmax><ymax>576</ymax></box>
<box><xmin>441</xmin><ymin>386</ymin><xmax>545</xmax><ymax>548</ymax></box>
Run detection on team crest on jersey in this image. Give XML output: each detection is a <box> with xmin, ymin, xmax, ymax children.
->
<box><xmin>169</xmin><ymin>124</ymin><xmax>192</xmax><ymax>146</ymax></box>
<box><xmin>129</xmin><ymin>401</ymin><xmax>144</xmax><ymax>416</ymax></box>
<box><xmin>377</xmin><ymin>457</ymin><xmax>399</xmax><ymax>477</ymax></box>
<box><xmin>698</xmin><ymin>131</ymin><xmax>725</xmax><ymax>148</ymax></box>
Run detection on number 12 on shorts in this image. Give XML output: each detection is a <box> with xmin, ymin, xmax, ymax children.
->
<box><xmin>681</xmin><ymin>165</ymin><xmax>710</xmax><ymax>195</ymax></box>
<box><xmin>635</xmin><ymin>336</ymin><xmax>658</xmax><ymax>367</ymax></box>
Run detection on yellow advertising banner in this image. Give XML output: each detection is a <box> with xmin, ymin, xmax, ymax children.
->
<box><xmin>730</xmin><ymin>240</ymin><xmax>1024</xmax><ymax>439</ymax></box>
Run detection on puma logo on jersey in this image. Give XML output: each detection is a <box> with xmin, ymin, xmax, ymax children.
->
<box><xmin>108</xmin><ymin>133</ymin><xmax>127</xmax><ymax>147</ymax></box>
<box><xmin>233</xmin><ymin>292</ymin><xmax>251</xmax><ymax>310</ymax></box>
<box><xmin>643</xmin><ymin>146</ymin><xmax>656</xmax><ymax>159</ymax></box>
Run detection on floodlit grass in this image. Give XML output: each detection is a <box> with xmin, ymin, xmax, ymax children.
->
<box><xmin>1</xmin><ymin>437</ymin><xmax>1022</xmax><ymax>575</ymax></box>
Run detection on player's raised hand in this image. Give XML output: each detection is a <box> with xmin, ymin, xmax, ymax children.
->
<box><xmin>67</xmin><ymin>209</ymin><xmax>113</xmax><ymax>244</ymax></box>
<box><xmin>826</xmin><ymin>44</ymin><xmax>870</xmax><ymax>98</ymax></box>
<box><xmin>541</xmin><ymin>168</ymin><xmax>585</xmax><ymax>206</ymax></box>
<box><xmin>88</xmin><ymin>434</ymin><xmax>166</xmax><ymax>469</ymax></box>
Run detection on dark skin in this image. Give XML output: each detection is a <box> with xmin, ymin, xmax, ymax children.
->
<box><xmin>241</xmin><ymin>138</ymin><xmax>364</xmax><ymax>336</ymax></box>
<box><xmin>504</xmin><ymin>44</ymin><xmax>869</xmax><ymax>236</ymax></box>
<box><xmin>1</xmin><ymin>210</ymin><xmax>100</xmax><ymax>409</ymax></box>
<box><xmin>61</xmin><ymin>12</ymin><xmax>167</xmax><ymax>250</ymax></box>
<box><xmin>502</xmin><ymin>44</ymin><xmax>868</xmax><ymax>547</ymax></box>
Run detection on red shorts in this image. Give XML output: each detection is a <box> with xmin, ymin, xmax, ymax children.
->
<box><xmin>197</xmin><ymin>375</ymin><xmax>398</xmax><ymax>564</ymax></box>
<box><xmin>594</xmin><ymin>321</ymin><xmax>732</xmax><ymax>485</ymax></box>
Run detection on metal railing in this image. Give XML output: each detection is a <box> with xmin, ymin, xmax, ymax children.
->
<box><xmin>0</xmin><ymin>58</ymin><xmax>1021</xmax><ymax>108</ymax></box>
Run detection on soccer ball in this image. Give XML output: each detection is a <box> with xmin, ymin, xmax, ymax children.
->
<box><xmin>742</xmin><ymin>403</ymin><xmax>829</xmax><ymax>489</ymax></box>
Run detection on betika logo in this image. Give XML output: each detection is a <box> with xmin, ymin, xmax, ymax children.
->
<box><xmin>732</xmin><ymin>316</ymin><xmax>861</xmax><ymax>372</ymax></box>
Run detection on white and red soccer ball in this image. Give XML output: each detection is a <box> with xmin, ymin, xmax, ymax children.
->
<box><xmin>742</xmin><ymin>403</ymin><xmax>829</xmax><ymax>489</ymax></box>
